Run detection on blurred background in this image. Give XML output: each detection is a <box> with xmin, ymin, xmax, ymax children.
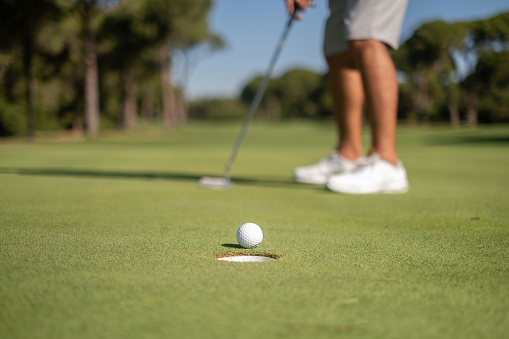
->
<box><xmin>0</xmin><ymin>0</ymin><xmax>508</xmax><ymax>139</ymax></box>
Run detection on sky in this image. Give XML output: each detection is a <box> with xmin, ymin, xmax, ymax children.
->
<box><xmin>180</xmin><ymin>0</ymin><xmax>509</xmax><ymax>100</ymax></box>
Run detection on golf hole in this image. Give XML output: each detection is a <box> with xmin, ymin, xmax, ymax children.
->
<box><xmin>215</xmin><ymin>253</ymin><xmax>278</xmax><ymax>262</ymax></box>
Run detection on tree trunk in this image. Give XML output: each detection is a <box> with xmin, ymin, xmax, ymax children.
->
<box><xmin>122</xmin><ymin>67</ymin><xmax>137</xmax><ymax>129</ymax></box>
<box><xmin>465</xmin><ymin>87</ymin><xmax>478</xmax><ymax>127</ymax></box>
<box><xmin>447</xmin><ymin>99</ymin><xmax>461</xmax><ymax>128</ymax></box>
<box><xmin>412</xmin><ymin>72</ymin><xmax>430</xmax><ymax>120</ymax></box>
<box><xmin>174</xmin><ymin>88</ymin><xmax>188</xmax><ymax>125</ymax></box>
<box><xmin>83</xmin><ymin>0</ymin><xmax>100</xmax><ymax>138</ymax></box>
<box><xmin>141</xmin><ymin>81</ymin><xmax>155</xmax><ymax>122</ymax></box>
<box><xmin>160</xmin><ymin>41</ymin><xmax>174</xmax><ymax>130</ymax></box>
<box><xmin>466</xmin><ymin>102</ymin><xmax>478</xmax><ymax>127</ymax></box>
<box><xmin>22</xmin><ymin>33</ymin><xmax>36</xmax><ymax>140</ymax></box>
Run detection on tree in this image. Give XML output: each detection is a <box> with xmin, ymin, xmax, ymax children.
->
<box><xmin>471</xmin><ymin>12</ymin><xmax>509</xmax><ymax>52</ymax></box>
<box><xmin>100</xmin><ymin>0</ymin><xmax>158</xmax><ymax>129</ymax></box>
<box><xmin>0</xmin><ymin>0</ymin><xmax>62</xmax><ymax>139</ymax></box>
<box><xmin>471</xmin><ymin>51</ymin><xmax>509</xmax><ymax>122</ymax></box>
<box><xmin>276</xmin><ymin>68</ymin><xmax>322</xmax><ymax>119</ymax></box>
<box><xmin>461</xmin><ymin>12</ymin><xmax>509</xmax><ymax>125</ymax></box>
<box><xmin>188</xmin><ymin>98</ymin><xmax>247</xmax><ymax>120</ymax></box>
<box><xmin>393</xmin><ymin>20</ymin><xmax>468</xmax><ymax>125</ymax></box>
<box><xmin>394</xmin><ymin>12</ymin><xmax>509</xmax><ymax>126</ymax></box>
<box><xmin>79</xmin><ymin>0</ymin><xmax>101</xmax><ymax>137</ymax></box>
<box><xmin>240</xmin><ymin>75</ymin><xmax>282</xmax><ymax>120</ymax></box>
<box><xmin>144</xmin><ymin>0</ymin><xmax>223</xmax><ymax>130</ymax></box>
<box><xmin>34</xmin><ymin>7</ymin><xmax>85</xmax><ymax>131</ymax></box>
<box><xmin>98</xmin><ymin>0</ymin><xmax>222</xmax><ymax>130</ymax></box>
<box><xmin>240</xmin><ymin>68</ymin><xmax>325</xmax><ymax>120</ymax></box>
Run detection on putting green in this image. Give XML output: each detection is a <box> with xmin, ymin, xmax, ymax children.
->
<box><xmin>1</xmin><ymin>122</ymin><xmax>508</xmax><ymax>338</ymax></box>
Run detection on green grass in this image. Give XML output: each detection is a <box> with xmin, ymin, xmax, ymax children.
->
<box><xmin>1</xmin><ymin>122</ymin><xmax>508</xmax><ymax>338</ymax></box>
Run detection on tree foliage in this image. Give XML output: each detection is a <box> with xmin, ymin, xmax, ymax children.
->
<box><xmin>0</xmin><ymin>0</ymin><xmax>64</xmax><ymax>137</ymax></box>
<box><xmin>1</xmin><ymin>6</ymin><xmax>508</xmax><ymax>137</ymax></box>
<box><xmin>239</xmin><ymin>68</ymin><xmax>330</xmax><ymax>120</ymax></box>
<box><xmin>393</xmin><ymin>12</ymin><xmax>509</xmax><ymax>126</ymax></box>
<box><xmin>474</xmin><ymin>51</ymin><xmax>509</xmax><ymax>122</ymax></box>
<box><xmin>0</xmin><ymin>0</ymin><xmax>221</xmax><ymax>137</ymax></box>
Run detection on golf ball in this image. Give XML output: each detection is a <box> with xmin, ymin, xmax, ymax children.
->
<box><xmin>237</xmin><ymin>223</ymin><xmax>263</xmax><ymax>248</ymax></box>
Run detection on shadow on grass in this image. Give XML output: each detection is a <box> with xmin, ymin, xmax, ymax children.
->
<box><xmin>0</xmin><ymin>167</ymin><xmax>320</xmax><ymax>191</ymax></box>
<box><xmin>221</xmin><ymin>243</ymin><xmax>244</xmax><ymax>249</ymax></box>
<box><xmin>424</xmin><ymin>130</ymin><xmax>509</xmax><ymax>146</ymax></box>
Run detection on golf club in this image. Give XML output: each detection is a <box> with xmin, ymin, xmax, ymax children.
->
<box><xmin>200</xmin><ymin>2</ymin><xmax>311</xmax><ymax>189</ymax></box>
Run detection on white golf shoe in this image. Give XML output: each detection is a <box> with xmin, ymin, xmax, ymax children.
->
<box><xmin>293</xmin><ymin>151</ymin><xmax>360</xmax><ymax>184</ymax></box>
<box><xmin>326</xmin><ymin>153</ymin><xmax>409</xmax><ymax>194</ymax></box>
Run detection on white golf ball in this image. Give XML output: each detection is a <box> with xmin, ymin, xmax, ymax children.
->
<box><xmin>237</xmin><ymin>223</ymin><xmax>263</xmax><ymax>248</ymax></box>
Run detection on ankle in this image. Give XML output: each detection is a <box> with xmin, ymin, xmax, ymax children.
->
<box><xmin>337</xmin><ymin>148</ymin><xmax>363</xmax><ymax>162</ymax></box>
<box><xmin>378</xmin><ymin>153</ymin><xmax>398</xmax><ymax>166</ymax></box>
<box><xmin>369</xmin><ymin>147</ymin><xmax>398</xmax><ymax>165</ymax></box>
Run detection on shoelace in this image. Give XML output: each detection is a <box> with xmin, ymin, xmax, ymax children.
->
<box><xmin>352</xmin><ymin>156</ymin><xmax>375</xmax><ymax>173</ymax></box>
<box><xmin>319</xmin><ymin>153</ymin><xmax>342</xmax><ymax>167</ymax></box>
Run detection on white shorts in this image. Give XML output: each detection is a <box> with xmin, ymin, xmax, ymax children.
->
<box><xmin>323</xmin><ymin>0</ymin><xmax>408</xmax><ymax>57</ymax></box>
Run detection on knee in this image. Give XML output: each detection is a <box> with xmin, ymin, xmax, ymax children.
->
<box><xmin>348</xmin><ymin>39</ymin><xmax>383</xmax><ymax>54</ymax></box>
<box><xmin>326</xmin><ymin>51</ymin><xmax>356</xmax><ymax>70</ymax></box>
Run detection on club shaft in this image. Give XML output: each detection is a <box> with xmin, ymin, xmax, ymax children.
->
<box><xmin>224</xmin><ymin>12</ymin><xmax>297</xmax><ymax>180</ymax></box>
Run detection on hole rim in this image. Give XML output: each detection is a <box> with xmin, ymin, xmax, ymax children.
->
<box><xmin>214</xmin><ymin>252</ymin><xmax>280</xmax><ymax>260</ymax></box>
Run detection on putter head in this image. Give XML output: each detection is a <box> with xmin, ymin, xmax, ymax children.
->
<box><xmin>199</xmin><ymin>176</ymin><xmax>233</xmax><ymax>190</ymax></box>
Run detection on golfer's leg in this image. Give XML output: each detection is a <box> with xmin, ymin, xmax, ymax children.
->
<box><xmin>327</xmin><ymin>51</ymin><xmax>364</xmax><ymax>161</ymax></box>
<box><xmin>349</xmin><ymin>39</ymin><xmax>399</xmax><ymax>165</ymax></box>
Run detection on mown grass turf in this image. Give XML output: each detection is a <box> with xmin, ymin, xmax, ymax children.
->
<box><xmin>1</xmin><ymin>122</ymin><xmax>508</xmax><ymax>338</ymax></box>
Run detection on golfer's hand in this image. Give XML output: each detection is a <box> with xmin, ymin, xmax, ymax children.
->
<box><xmin>286</xmin><ymin>0</ymin><xmax>309</xmax><ymax>20</ymax></box>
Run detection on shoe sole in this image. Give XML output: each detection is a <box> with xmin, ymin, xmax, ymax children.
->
<box><xmin>326</xmin><ymin>181</ymin><xmax>409</xmax><ymax>194</ymax></box>
<box><xmin>293</xmin><ymin>175</ymin><xmax>327</xmax><ymax>185</ymax></box>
